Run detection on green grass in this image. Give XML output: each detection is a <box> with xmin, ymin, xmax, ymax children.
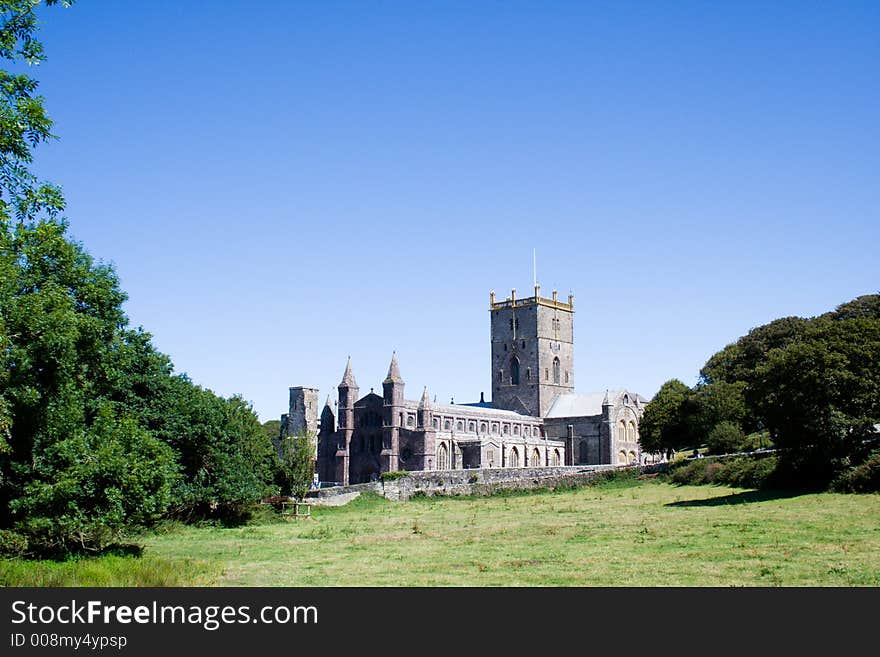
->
<box><xmin>4</xmin><ymin>479</ymin><xmax>879</xmax><ymax>586</ymax></box>
<box><xmin>0</xmin><ymin>554</ymin><xmax>219</xmax><ymax>586</ymax></box>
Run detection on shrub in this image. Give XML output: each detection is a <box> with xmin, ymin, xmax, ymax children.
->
<box><xmin>707</xmin><ymin>421</ymin><xmax>747</xmax><ymax>455</ymax></box>
<box><xmin>0</xmin><ymin>530</ymin><xmax>28</xmax><ymax>558</ymax></box>
<box><xmin>832</xmin><ymin>451</ymin><xmax>880</xmax><ymax>493</ymax></box>
<box><xmin>380</xmin><ymin>471</ymin><xmax>409</xmax><ymax>482</ymax></box>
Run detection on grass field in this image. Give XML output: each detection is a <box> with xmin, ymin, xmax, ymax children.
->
<box><xmin>3</xmin><ymin>477</ymin><xmax>879</xmax><ymax>586</ymax></box>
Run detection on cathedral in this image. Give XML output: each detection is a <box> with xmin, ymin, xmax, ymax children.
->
<box><xmin>282</xmin><ymin>285</ymin><xmax>648</xmax><ymax>485</ymax></box>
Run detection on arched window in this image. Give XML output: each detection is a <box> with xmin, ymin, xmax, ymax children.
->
<box><xmin>456</xmin><ymin>421</ymin><xmax>463</xmax><ymax>431</ymax></box>
<box><xmin>618</xmin><ymin>450</ymin><xmax>628</xmax><ymax>464</ymax></box>
<box><xmin>444</xmin><ymin>419</ymin><xmax>451</xmax><ymax>431</ymax></box>
<box><xmin>433</xmin><ymin>418</ymin><xmax>439</xmax><ymax>429</ymax></box>
<box><xmin>469</xmin><ymin>421</ymin><xmax>476</xmax><ymax>432</ymax></box>
<box><xmin>629</xmin><ymin>450</ymin><xmax>637</xmax><ymax>464</ymax></box>
<box><xmin>553</xmin><ymin>357</ymin><xmax>561</xmax><ymax>384</ymax></box>
<box><xmin>510</xmin><ymin>356</ymin><xmax>520</xmax><ymax>385</ymax></box>
<box><xmin>509</xmin><ymin>447</ymin><xmax>520</xmax><ymax>468</ymax></box>
<box><xmin>552</xmin><ymin>449</ymin><xmax>561</xmax><ymax>466</ymax></box>
<box><xmin>438</xmin><ymin>443</ymin><xmax>449</xmax><ymax>470</ymax></box>
<box><xmin>532</xmin><ymin>448</ymin><xmax>542</xmax><ymax>467</ymax></box>
<box><xmin>629</xmin><ymin>421</ymin><xmax>637</xmax><ymax>444</ymax></box>
<box><xmin>406</xmin><ymin>415</ymin><xmax>414</xmax><ymax>428</ymax></box>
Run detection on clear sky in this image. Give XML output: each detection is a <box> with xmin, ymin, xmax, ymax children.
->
<box><xmin>27</xmin><ymin>1</ymin><xmax>880</xmax><ymax>421</ymax></box>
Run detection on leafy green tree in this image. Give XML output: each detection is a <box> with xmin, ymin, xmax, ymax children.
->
<box><xmin>276</xmin><ymin>431</ymin><xmax>316</xmax><ymax>500</ymax></box>
<box><xmin>685</xmin><ymin>380</ymin><xmax>752</xmax><ymax>440</ymax></box>
<box><xmin>699</xmin><ymin>316</ymin><xmax>809</xmax><ymax>387</ymax></box>
<box><xmin>706</xmin><ymin>420</ymin><xmax>747</xmax><ymax>455</ymax></box>
<box><xmin>262</xmin><ymin>419</ymin><xmax>281</xmax><ymax>442</ymax></box>
<box><xmin>638</xmin><ymin>379</ymin><xmax>692</xmax><ymax>454</ymax></box>
<box><xmin>749</xmin><ymin>317</ymin><xmax>880</xmax><ymax>484</ymax></box>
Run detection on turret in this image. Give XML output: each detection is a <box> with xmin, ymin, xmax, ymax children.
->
<box><xmin>381</xmin><ymin>352</ymin><xmax>404</xmax><ymax>472</ymax></box>
<box><xmin>417</xmin><ymin>386</ymin><xmax>432</xmax><ymax>429</ymax></box>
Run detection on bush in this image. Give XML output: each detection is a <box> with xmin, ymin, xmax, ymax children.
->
<box><xmin>667</xmin><ymin>455</ymin><xmax>778</xmax><ymax>489</ymax></box>
<box><xmin>832</xmin><ymin>451</ymin><xmax>880</xmax><ymax>493</ymax></box>
<box><xmin>0</xmin><ymin>530</ymin><xmax>28</xmax><ymax>558</ymax></box>
<box><xmin>380</xmin><ymin>471</ymin><xmax>409</xmax><ymax>482</ymax></box>
<box><xmin>706</xmin><ymin>421</ymin><xmax>747</xmax><ymax>455</ymax></box>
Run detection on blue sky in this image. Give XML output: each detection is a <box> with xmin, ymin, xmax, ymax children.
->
<box><xmin>26</xmin><ymin>1</ymin><xmax>880</xmax><ymax>420</ymax></box>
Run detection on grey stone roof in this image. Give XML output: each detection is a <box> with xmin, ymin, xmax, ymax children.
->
<box><xmin>339</xmin><ymin>357</ymin><xmax>357</xmax><ymax>387</ymax></box>
<box><xmin>383</xmin><ymin>352</ymin><xmax>404</xmax><ymax>384</ymax></box>
<box><xmin>545</xmin><ymin>390</ymin><xmax>644</xmax><ymax>418</ymax></box>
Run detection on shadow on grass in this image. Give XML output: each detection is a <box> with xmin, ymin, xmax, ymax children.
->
<box><xmin>665</xmin><ymin>489</ymin><xmax>808</xmax><ymax>507</ymax></box>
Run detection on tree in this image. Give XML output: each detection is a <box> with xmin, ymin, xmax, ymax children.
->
<box><xmin>706</xmin><ymin>421</ymin><xmax>747</xmax><ymax>455</ymax></box>
<box><xmin>749</xmin><ymin>317</ymin><xmax>880</xmax><ymax>484</ymax></box>
<box><xmin>276</xmin><ymin>431</ymin><xmax>316</xmax><ymax>500</ymax></box>
<box><xmin>638</xmin><ymin>379</ymin><xmax>692</xmax><ymax>454</ymax></box>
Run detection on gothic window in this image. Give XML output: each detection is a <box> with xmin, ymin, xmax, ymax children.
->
<box><xmin>553</xmin><ymin>357</ymin><xmax>561</xmax><ymax>384</ymax></box>
<box><xmin>526</xmin><ymin>367</ymin><xmax>531</xmax><ymax>381</ymax></box>
<box><xmin>532</xmin><ymin>448</ymin><xmax>542</xmax><ymax>467</ymax></box>
<box><xmin>492</xmin><ymin>423</ymin><xmax>499</xmax><ymax>435</ymax></box>
<box><xmin>509</xmin><ymin>447</ymin><xmax>520</xmax><ymax>468</ymax></box>
<box><xmin>444</xmin><ymin>419</ymin><xmax>451</xmax><ymax>431</ymax></box>
<box><xmin>552</xmin><ymin>449</ymin><xmax>561</xmax><ymax>467</ymax></box>
<box><xmin>487</xmin><ymin>448</ymin><xmax>495</xmax><ymax>467</ymax></box>
<box><xmin>502</xmin><ymin>424</ymin><xmax>509</xmax><ymax>435</ymax></box>
<box><xmin>510</xmin><ymin>356</ymin><xmax>520</xmax><ymax>385</ymax></box>
<box><xmin>480</xmin><ymin>422</ymin><xmax>487</xmax><ymax>434</ymax></box>
<box><xmin>433</xmin><ymin>418</ymin><xmax>439</xmax><ymax>430</ymax></box>
<box><xmin>619</xmin><ymin>450</ymin><xmax>628</xmax><ymax>464</ymax></box>
<box><xmin>618</xmin><ymin>420</ymin><xmax>627</xmax><ymax>442</ymax></box>
<box><xmin>456</xmin><ymin>421</ymin><xmax>463</xmax><ymax>431</ymax></box>
<box><xmin>469</xmin><ymin>421</ymin><xmax>476</xmax><ymax>432</ymax></box>
<box><xmin>438</xmin><ymin>443</ymin><xmax>449</xmax><ymax>470</ymax></box>
<box><xmin>628</xmin><ymin>421</ymin><xmax>637</xmax><ymax>443</ymax></box>
<box><xmin>499</xmin><ymin>370</ymin><xmax>504</xmax><ymax>382</ymax></box>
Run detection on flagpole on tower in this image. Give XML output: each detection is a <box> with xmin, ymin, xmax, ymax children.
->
<box><xmin>533</xmin><ymin>248</ymin><xmax>537</xmax><ymax>289</ymax></box>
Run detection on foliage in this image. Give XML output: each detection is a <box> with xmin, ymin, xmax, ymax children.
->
<box><xmin>749</xmin><ymin>317</ymin><xmax>880</xmax><ymax>485</ymax></box>
<box><xmin>0</xmin><ymin>528</ymin><xmax>26</xmax><ymax>556</ymax></box>
<box><xmin>261</xmin><ymin>419</ymin><xmax>281</xmax><ymax>442</ymax></box>
<box><xmin>638</xmin><ymin>379</ymin><xmax>691</xmax><ymax>453</ymax></box>
<box><xmin>706</xmin><ymin>420</ymin><xmax>747</xmax><ymax>455</ymax></box>
<box><xmin>831</xmin><ymin>450</ymin><xmax>880</xmax><ymax>493</ymax></box>
<box><xmin>276</xmin><ymin>431</ymin><xmax>315</xmax><ymax>500</ymax></box>
<box><xmin>668</xmin><ymin>455</ymin><xmax>778</xmax><ymax>489</ymax></box>
<box><xmin>379</xmin><ymin>470</ymin><xmax>409</xmax><ymax>482</ymax></box>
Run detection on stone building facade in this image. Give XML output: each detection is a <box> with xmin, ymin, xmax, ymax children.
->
<box><xmin>284</xmin><ymin>285</ymin><xmax>648</xmax><ymax>485</ymax></box>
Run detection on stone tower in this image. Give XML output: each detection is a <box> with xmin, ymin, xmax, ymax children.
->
<box><xmin>287</xmin><ymin>386</ymin><xmax>319</xmax><ymax>437</ymax></box>
<box><xmin>336</xmin><ymin>358</ymin><xmax>359</xmax><ymax>485</ymax></box>
<box><xmin>489</xmin><ymin>285</ymin><xmax>575</xmax><ymax>417</ymax></box>
<box><xmin>381</xmin><ymin>352</ymin><xmax>404</xmax><ymax>473</ymax></box>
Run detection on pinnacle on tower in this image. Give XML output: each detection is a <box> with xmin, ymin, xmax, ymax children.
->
<box><xmin>383</xmin><ymin>351</ymin><xmax>404</xmax><ymax>384</ymax></box>
<box><xmin>602</xmin><ymin>389</ymin><xmax>611</xmax><ymax>406</ymax></box>
<box><xmin>339</xmin><ymin>357</ymin><xmax>357</xmax><ymax>387</ymax></box>
<box><xmin>418</xmin><ymin>386</ymin><xmax>431</xmax><ymax>409</ymax></box>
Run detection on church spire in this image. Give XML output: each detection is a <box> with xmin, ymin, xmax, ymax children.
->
<box><xmin>418</xmin><ymin>386</ymin><xmax>431</xmax><ymax>409</ymax></box>
<box><xmin>383</xmin><ymin>351</ymin><xmax>404</xmax><ymax>384</ymax></box>
<box><xmin>339</xmin><ymin>356</ymin><xmax>357</xmax><ymax>387</ymax></box>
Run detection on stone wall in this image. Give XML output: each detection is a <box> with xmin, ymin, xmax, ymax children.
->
<box><xmin>309</xmin><ymin>463</ymin><xmax>668</xmax><ymax>504</ymax></box>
